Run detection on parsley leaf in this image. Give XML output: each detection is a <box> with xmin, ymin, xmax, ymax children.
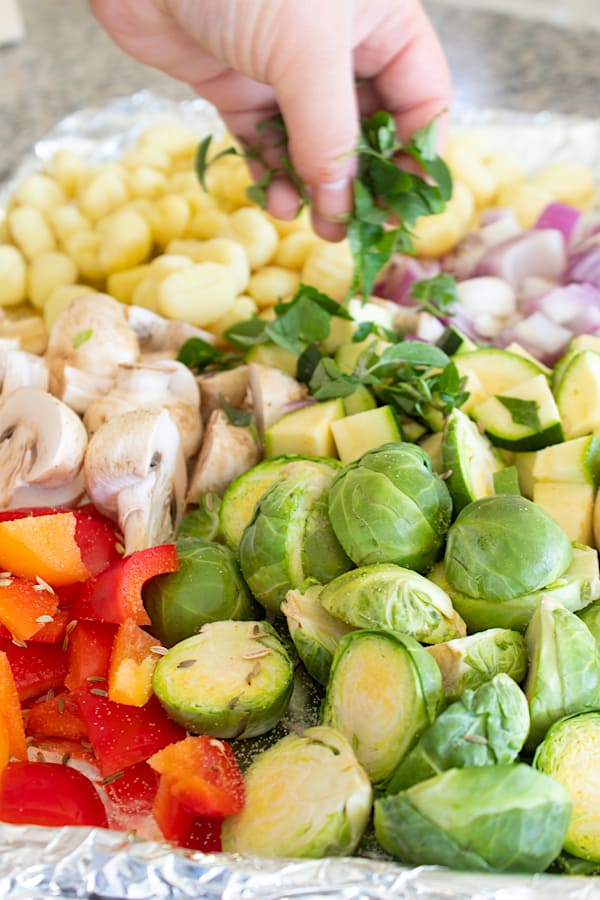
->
<box><xmin>195</xmin><ymin>136</ymin><xmax>240</xmax><ymax>191</ymax></box>
<box><xmin>219</xmin><ymin>395</ymin><xmax>252</xmax><ymax>428</ymax></box>
<box><xmin>72</xmin><ymin>328</ymin><xmax>93</xmax><ymax>348</ymax></box>
<box><xmin>497</xmin><ymin>397</ymin><xmax>542</xmax><ymax>431</ymax></box>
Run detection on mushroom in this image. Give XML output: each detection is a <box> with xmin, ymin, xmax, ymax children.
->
<box><xmin>83</xmin><ymin>359</ymin><xmax>202</xmax><ymax>458</ymax></box>
<box><xmin>2</xmin><ymin>349</ymin><xmax>49</xmax><ymax>397</ymax></box>
<box><xmin>186</xmin><ymin>409</ymin><xmax>260</xmax><ymax>502</ymax></box>
<box><xmin>197</xmin><ymin>365</ymin><xmax>250</xmax><ymax>426</ymax></box>
<box><xmin>84</xmin><ymin>407</ymin><xmax>187</xmax><ymax>555</ymax></box>
<box><xmin>60</xmin><ymin>366</ymin><xmax>115</xmax><ymax>415</ymax></box>
<box><xmin>246</xmin><ymin>363</ymin><xmax>309</xmax><ymax>436</ymax></box>
<box><xmin>126</xmin><ymin>304</ymin><xmax>216</xmax><ymax>354</ymax></box>
<box><xmin>0</xmin><ymin>386</ymin><xmax>87</xmax><ymax>509</ymax></box>
<box><xmin>45</xmin><ymin>293</ymin><xmax>140</xmax><ymax>406</ymax></box>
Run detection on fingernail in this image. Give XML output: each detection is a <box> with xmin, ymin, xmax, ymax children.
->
<box><xmin>313</xmin><ymin>178</ymin><xmax>353</xmax><ymax>222</ymax></box>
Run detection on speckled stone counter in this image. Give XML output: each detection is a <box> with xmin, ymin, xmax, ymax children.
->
<box><xmin>1</xmin><ymin>0</ymin><xmax>599</xmax><ymax>181</ymax></box>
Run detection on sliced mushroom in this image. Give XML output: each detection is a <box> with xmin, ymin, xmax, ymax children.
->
<box><xmin>0</xmin><ymin>386</ymin><xmax>87</xmax><ymax>509</ymax></box>
<box><xmin>126</xmin><ymin>304</ymin><xmax>216</xmax><ymax>353</ymax></box>
<box><xmin>246</xmin><ymin>363</ymin><xmax>308</xmax><ymax>436</ymax></box>
<box><xmin>83</xmin><ymin>360</ymin><xmax>202</xmax><ymax>458</ymax></box>
<box><xmin>84</xmin><ymin>407</ymin><xmax>187</xmax><ymax>554</ymax></box>
<box><xmin>60</xmin><ymin>366</ymin><xmax>116</xmax><ymax>415</ymax></box>
<box><xmin>186</xmin><ymin>409</ymin><xmax>260</xmax><ymax>502</ymax></box>
<box><xmin>197</xmin><ymin>365</ymin><xmax>250</xmax><ymax>426</ymax></box>
<box><xmin>2</xmin><ymin>349</ymin><xmax>49</xmax><ymax>397</ymax></box>
<box><xmin>45</xmin><ymin>293</ymin><xmax>140</xmax><ymax>401</ymax></box>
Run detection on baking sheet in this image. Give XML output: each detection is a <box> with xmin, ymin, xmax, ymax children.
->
<box><xmin>1</xmin><ymin>91</ymin><xmax>600</xmax><ymax>900</ymax></box>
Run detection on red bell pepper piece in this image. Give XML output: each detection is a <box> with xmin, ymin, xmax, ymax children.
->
<box><xmin>0</xmin><ymin>651</ymin><xmax>27</xmax><ymax>760</ymax></box>
<box><xmin>102</xmin><ymin>760</ymin><xmax>159</xmax><ymax>832</ymax></box>
<box><xmin>0</xmin><ymin>761</ymin><xmax>108</xmax><ymax>828</ymax></box>
<box><xmin>0</xmin><ymin>638</ymin><xmax>67</xmax><ymax>702</ymax></box>
<box><xmin>27</xmin><ymin>691</ymin><xmax>88</xmax><ymax>742</ymax></box>
<box><xmin>148</xmin><ymin>735</ymin><xmax>245</xmax><ymax>818</ymax></box>
<box><xmin>72</xmin><ymin>545</ymin><xmax>179</xmax><ymax>626</ymax></box>
<box><xmin>0</xmin><ymin>505</ymin><xmax>122</xmax><ymax>577</ymax></box>
<box><xmin>183</xmin><ymin>816</ymin><xmax>223</xmax><ymax>853</ymax></box>
<box><xmin>74</xmin><ymin>689</ymin><xmax>185</xmax><ymax>777</ymax></box>
<box><xmin>64</xmin><ymin>620</ymin><xmax>117</xmax><ymax>692</ymax></box>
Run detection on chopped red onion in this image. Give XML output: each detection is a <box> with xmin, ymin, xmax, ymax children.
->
<box><xmin>534</xmin><ymin>202</ymin><xmax>582</xmax><ymax>246</ymax></box>
<box><xmin>375</xmin><ymin>255</ymin><xmax>440</xmax><ymax>305</ymax></box>
<box><xmin>475</xmin><ymin>229</ymin><xmax>566</xmax><ymax>289</ymax></box>
<box><xmin>279</xmin><ymin>397</ymin><xmax>316</xmax><ymax>416</ymax></box>
<box><xmin>524</xmin><ymin>282</ymin><xmax>600</xmax><ymax>326</ymax></box>
<box><xmin>511</xmin><ymin>311</ymin><xmax>572</xmax><ymax>362</ymax></box>
<box><xmin>566</xmin><ymin>235</ymin><xmax>600</xmax><ymax>288</ymax></box>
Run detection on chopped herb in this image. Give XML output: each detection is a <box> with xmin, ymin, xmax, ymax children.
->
<box><xmin>72</xmin><ymin>328</ymin><xmax>93</xmax><ymax>348</ymax></box>
<box><xmin>176</xmin><ymin>336</ymin><xmax>242</xmax><ymax>373</ymax></box>
<box><xmin>497</xmin><ymin>396</ymin><xmax>542</xmax><ymax>431</ymax></box>
<box><xmin>195</xmin><ymin>136</ymin><xmax>239</xmax><ymax>191</ymax></box>
<box><xmin>220</xmin><ymin>395</ymin><xmax>252</xmax><ymax>428</ymax></box>
<box><xmin>410</xmin><ymin>273</ymin><xmax>458</xmax><ymax>319</ymax></box>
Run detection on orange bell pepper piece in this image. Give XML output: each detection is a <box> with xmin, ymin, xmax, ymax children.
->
<box><xmin>108</xmin><ymin>618</ymin><xmax>161</xmax><ymax>707</ymax></box>
<box><xmin>26</xmin><ymin>691</ymin><xmax>87</xmax><ymax>742</ymax></box>
<box><xmin>0</xmin><ymin>513</ymin><xmax>90</xmax><ymax>587</ymax></box>
<box><xmin>0</xmin><ymin>574</ymin><xmax>58</xmax><ymax>643</ymax></box>
<box><xmin>0</xmin><ymin>651</ymin><xmax>27</xmax><ymax>760</ymax></box>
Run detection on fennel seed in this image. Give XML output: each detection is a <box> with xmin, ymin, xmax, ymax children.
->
<box><xmin>150</xmin><ymin>645</ymin><xmax>168</xmax><ymax>656</ymax></box>
<box><xmin>463</xmin><ymin>733</ymin><xmax>488</xmax><ymax>745</ymax></box>
<box><xmin>0</xmin><ymin>578</ymin><xmax>12</xmax><ymax>588</ymax></box>
<box><xmin>89</xmin><ymin>687</ymin><xmax>108</xmax><ymax>697</ymax></box>
<box><xmin>87</xmin><ymin>676</ymin><xmax>106</xmax><ymax>683</ymax></box>
<box><xmin>33</xmin><ymin>576</ymin><xmax>55</xmax><ymax>594</ymax></box>
<box><xmin>242</xmin><ymin>647</ymin><xmax>271</xmax><ymax>660</ymax></box>
<box><xmin>11</xmin><ymin>638</ymin><xmax>27</xmax><ymax>648</ymax></box>
<box><xmin>61</xmin><ymin>752</ymin><xmax>71</xmax><ymax>766</ymax></box>
<box><xmin>227</xmin><ymin>695</ymin><xmax>240</xmax><ymax>709</ymax></box>
<box><xmin>245</xmin><ymin>661</ymin><xmax>261</xmax><ymax>685</ymax></box>
<box><xmin>176</xmin><ymin>658</ymin><xmax>197</xmax><ymax>669</ymax></box>
<box><xmin>57</xmin><ymin>695</ymin><xmax>65</xmax><ymax>714</ymax></box>
<box><xmin>101</xmin><ymin>770</ymin><xmax>124</xmax><ymax>786</ymax></box>
<box><xmin>35</xmin><ymin>614</ymin><xmax>54</xmax><ymax>625</ymax></box>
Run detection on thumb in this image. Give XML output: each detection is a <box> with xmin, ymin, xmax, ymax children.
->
<box><xmin>274</xmin><ymin>46</ymin><xmax>360</xmax><ymax>226</ymax></box>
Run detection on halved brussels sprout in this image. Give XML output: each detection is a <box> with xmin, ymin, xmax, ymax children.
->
<box><xmin>281</xmin><ymin>585</ymin><xmax>355</xmax><ymax>687</ymax></box>
<box><xmin>321</xmin><ymin>630</ymin><xmax>444</xmax><ymax>788</ymax></box>
<box><xmin>152</xmin><ymin>620</ymin><xmax>293</xmax><ymax>738</ymax></box>
<box><xmin>319</xmin><ymin>563</ymin><xmax>466</xmax><ymax>644</ymax></box>
<box><xmin>386</xmin><ymin>673</ymin><xmax>530</xmax><ymax>794</ymax></box>
<box><xmin>534</xmin><ymin>711</ymin><xmax>600</xmax><ymax>863</ymax></box>
<box><xmin>143</xmin><ymin>536</ymin><xmax>259</xmax><ymax>647</ymax></box>
<box><xmin>221</xmin><ymin>725</ymin><xmax>372</xmax><ymax>858</ymax></box>
<box><xmin>239</xmin><ymin>460</ymin><xmax>350</xmax><ymax>615</ymax></box>
<box><xmin>301</xmin><ymin>492</ymin><xmax>353</xmax><ymax>584</ymax></box>
<box><xmin>375</xmin><ymin>764</ymin><xmax>572</xmax><ymax>873</ymax></box>
<box><xmin>220</xmin><ymin>455</ymin><xmax>340</xmax><ymax>552</ymax></box>
<box><xmin>524</xmin><ymin>597</ymin><xmax>600</xmax><ymax>750</ymax></box>
<box><xmin>444</xmin><ymin>495</ymin><xmax>573</xmax><ymax>601</ymax></box>
<box><xmin>427</xmin><ymin>628</ymin><xmax>527</xmax><ymax>703</ymax></box>
<box><xmin>431</xmin><ymin>543</ymin><xmax>600</xmax><ymax>633</ymax></box>
<box><xmin>177</xmin><ymin>492</ymin><xmax>222</xmax><ymax>541</ymax></box>
<box><xmin>327</xmin><ymin>443</ymin><xmax>453</xmax><ymax>573</ymax></box>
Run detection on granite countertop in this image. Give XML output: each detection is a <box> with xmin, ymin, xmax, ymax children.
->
<box><xmin>0</xmin><ymin>0</ymin><xmax>599</xmax><ymax>181</ymax></box>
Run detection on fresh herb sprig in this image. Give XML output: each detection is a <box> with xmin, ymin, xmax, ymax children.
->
<box><xmin>410</xmin><ymin>273</ymin><xmax>458</xmax><ymax>319</ymax></box>
<box><xmin>196</xmin><ymin>111</ymin><xmax>452</xmax><ymax>301</ymax></box>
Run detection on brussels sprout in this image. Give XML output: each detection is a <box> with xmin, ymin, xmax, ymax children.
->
<box><xmin>578</xmin><ymin>593</ymin><xmax>600</xmax><ymax>643</ymax></box>
<box><xmin>319</xmin><ymin>563</ymin><xmax>466</xmax><ymax>645</ymax></box>
<box><xmin>321</xmin><ymin>630</ymin><xmax>444</xmax><ymax>788</ymax></box>
<box><xmin>239</xmin><ymin>461</ymin><xmax>347</xmax><ymax>615</ymax></box>
<box><xmin>152</xmin><ymin>620</ymin><xmax>293</xmax><ymax>738</ymax></box>
<box><xmin>221</xmin><ymin>726</ymin><xmax>372</xmax><ymax>857</ymax></box>
<box><xmin>374</xmin><ymin>764</ymin><xmax>572</xmax><ymax>873</ymax></box>
<box><xmin>444</xmin><ymin>495</ymin><xmax>573</xmax><ymax>602</ymax></box>
<box><xmin>386</xmin><ymin>673</ymin><xmax>530</xmax><ymax>793</ymax></box>
<box><xmin>534</xmin><ymin>711</ymin><xmax>600</xmax><ymax>863</ymax></box>
<box><xmin>524</xmin><ymin>597</ymin><xmax>600</xmax><ymax>750</ymax></box>
<box><xmin>327</xmin><ymin>442</ymin><xmax>452</xmax><ymax>573</ymax></box>
<box><xmin>301</xmin><ymin>492</ymin><xmax>353</xmax><ymax>584</ymax></box>
<box><xmin>281</xmin><ymin>585</ymin><xmax>355</xmax><ymax>687</ymax></box>
<box><xmin>427</xmin><ymin>629</ymin><xmax>527</xmax><ymax>703</ymax></box>
<box><xmin>220</xmin><ymin>455</ymin><xmax>340</xmax><ymax>553</ymax></box>
<box><xmin>143</xmin><ymin>537</ymin><xmax>259</xmax><ymax>647</ymax></box>
<box><xmin>177</xmin><ymin>492</ymin><xmax>222</xmax><ymax>541</ymax></box>
<box><xmin>431</xmin><ymin>543</ymin><xmax>600</xmax><ymax>633</ymax></box>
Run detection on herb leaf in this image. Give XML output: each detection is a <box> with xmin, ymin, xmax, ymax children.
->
<box><xmin>72</xmin><ymin>329</ymin><xmax>93</xmax><ymax>348</ymax></box>
<box><xmin>220</xmin><ymin>395</ymin><xmax>252</xmax><ymax>428</ymax></box>
<box><xmin>411</xmin><ymin>273</ymin><xmax>458</xmax><ymax>319</ymax></box>
<box><xmin>176</xmin><ymin>337</ymin><xmax>242</xmax><ymax>373</ymax></box>
<box><xmin>497</xmin><ymin>397</ymin><xmax>542</xmax><ymax>431</ymax></box>
<box><xmin>195</xmin><ymin>136</ymin><xmax>240</xmax><ymax>190</ymax></box>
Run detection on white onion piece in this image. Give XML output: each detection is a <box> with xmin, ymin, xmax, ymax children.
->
<box><xmin>518</xmin><ymin>276</ymin><xmax>557</xmax><ymax>303</ymax></box>
<box><xmin>415</xmin><ymin>312</ymin><xmax>446</xmax><ymax>343</ymax></box>
<box><xmin>441</xmin><ymin>235</ymin><xmax>486</xmax><ymax>281</ymax></box>
<box><xmin>535</xmin><ymin>202</ymin><xmax>582</xmax><ymax>246</ymax></box>
<box><xmin>480</xmin><ymin>207</ymin><xmax>519</xmax><ymax>226</ymax></box>
<box><xmin>473</xmin><ymin>313</ymin><xmax>505</xmax><ymax>339</ymax></box>
<box><xmin>527</xmin><ymin>283</ymin><xmax>600</xmax><ymax>327</ymax></box>
<box><xmin>475</xmin><ymin>229</ymin><xmax>566</xmax><ymax>289</ymax></box>
<box><xmin>479</xmin><ymin>212</ymin><xmax>522</xmax><ymax>248</ymax></box>
<box><xmin>456</xmin><ymin>277</ymin><xmax>516</xmax><ymax>318</ymax></box>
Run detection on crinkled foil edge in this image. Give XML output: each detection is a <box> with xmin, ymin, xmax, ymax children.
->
<box><xmin>2</xmin><ymin>90</ymin><xmax>600</xmax><ymax>899</ymax></box>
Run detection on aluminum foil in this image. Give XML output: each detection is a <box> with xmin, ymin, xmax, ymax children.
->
<box><xmin>2</xmin><ymin>90</ymin><xmax>600</xmax><ymax>899</ymax></box>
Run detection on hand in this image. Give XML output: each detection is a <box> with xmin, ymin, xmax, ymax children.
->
<box><xmin>90</xmin><ymin>0</ymin><xmax>451</xmax><ymax>239</ymax></box>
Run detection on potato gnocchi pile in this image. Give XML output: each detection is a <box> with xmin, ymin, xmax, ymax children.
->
<box><xmin>0</xmin><ymin>121</ymin><xmax>596</xmax><ymax>360</ymax></box>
